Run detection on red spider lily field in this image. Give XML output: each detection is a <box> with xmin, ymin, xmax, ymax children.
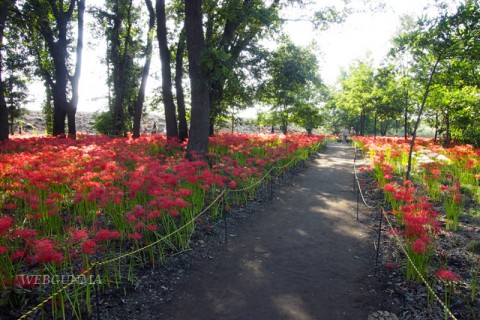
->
<box><xmin>354</xmin><ymin>136</ymin><xmax>480</xmax><ymax>319</ymax></box>
<box><xmin>0</xmin><ymin>133</ymin><xmax>325</xmax><ymax>319</ymax></box>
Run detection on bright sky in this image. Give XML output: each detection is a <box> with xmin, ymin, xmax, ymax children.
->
<box><xmin>283</xmin><ymin>0</ymin><xmax>431</xmax><ymax>85</ymax></box>
<box><xmin>26</xmin><ymin>0</ymin><xmax>432</xmax><ymax>114</ymax></box>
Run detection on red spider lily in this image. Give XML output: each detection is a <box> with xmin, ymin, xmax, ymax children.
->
<box><xmin>128</xmin><ymin>232</ymin><xmax>142</xmax><ymax>241</ymax></box>
<box><xmin>429</xmin><ymin>169</ymin><xmax>441</xmax><ymax>179</ymax></box>
<box><xmin>71</xmin><ymin>229</ymin><xmax>89</xmax><ymax>242</ymax></box>
<box><xmin>14</xmin><ymin>275</ymin><xmax>41</xmax><ymax>289</ymax></box>
<box><xmin>4</xmin><ymin>203</ymin><xmax>17</xmax><ymax>210</ymax></box>
<box><xmin>147</xmin><ymin>225</ymin><xmax>157</xmax><ymax>232</ymax></box>
<box><xmin>229</xmin><ymin>181</ymin><xmax>237</xmax><ymax>189</ymax></box>
<box><xmin>11</xmin><ymin>229</ymin><xmax>38</xmax><ymax>240</ymax></box>
<box><xmin>31</xmin><ymin>239</ymin><xmax>64</xmax><ymax>265</ymax></box>
<box><xmin>435</xmin><ymin>269</ymin><xmax>460</xmax><ymax>281</ymax></box>
<box><xmin>146</xmin><ymin>210</ymin><xmax>161</xmax><ymax>220</ymax></box>
<box><xmin>383</xmin><ymin>173</ymin><xmax>393</xmax><ymax>180</ymax></box>
<box><xmin>0</xmin><ymin>246</ymin><xmax>8</xmax><ymax>255</ymax></box>
<box><xmin>384</xmin><ymin>183</ymin><xmax>398</xmax><ymax>193</ymax></box>
<box><xmin>125</xmin><ymin>213</ymin><xmax>136</xmax><ymax>223</ymax></box>
<box><xmin>94</xmin><ymin>229</ymin><xmax>121</xmax><ymax>242</ymax></box>
<box><xmin>133</xmin><ymin>205</ymin><xmax>146</xmax><ymax>218</ymax></box>
<box><xmin>81</xmin><ymin>240</ymin><xmax>97</xmax><ymax>255</ymax></box>
<box><xmin>11</xmin><ymin>250</ymin><xmax>28</xmax><ymax>262</ymax></box>
<box><xmin>411</xmin><ymin>238</ymin><xmax>427</xmax><ymax>254</ymax></box>
<box><xmin>0</xmin><ymin>215</ymin><xmax>13</xmax><ymax>236</ymax></box>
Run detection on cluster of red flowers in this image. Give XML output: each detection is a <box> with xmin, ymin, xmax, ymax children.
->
<box><xmin>382</xmin><ymin>180</ymin><xmax>440</xmax><ymax>255</ymax></box>
<box><xmin>355</xmin><ymin>136</ymin><xmax>480</xmax><ymax>284</ymax></box>
<box><xmin>0</xmin><ymin>133</ymin><xmax>325</xmax><ymax>290</ymax></box>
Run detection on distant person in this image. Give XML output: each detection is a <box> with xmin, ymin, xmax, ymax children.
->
<box><xmin>152</xmin><ymin>121</ymin><xmax>157</xmax><ymax>134</ymax></box>
<box><xmin>350</xmin><ymin>127</ymin><xmax>356</xmax><ymax>136</ymax></box>
<box><xmin>342</xmin><ymin>127</ymin><xmax>349</xmax><ymax>144</ymax></box>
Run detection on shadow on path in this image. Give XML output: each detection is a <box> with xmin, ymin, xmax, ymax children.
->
<box><xmin>154</xmin><ymin>143</ymin><xmax>383</xmax><ymax>319</ymax></box>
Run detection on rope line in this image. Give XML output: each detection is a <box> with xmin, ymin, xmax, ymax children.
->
<box><xmin>17</xmin><ymin>144</ymin><xmax>320</xmax><ymax>320</ymax></box>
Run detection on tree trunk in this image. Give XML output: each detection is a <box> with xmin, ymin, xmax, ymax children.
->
<box><xmin>434</xmin><ymin>112</ymin><xmax>438</xmax><ymax>143</ymax></box>
<box><xmin>51</xmin><ymin>44</ymin><xmax>69</xmax><ymax>137</ymax></box>
<box><xmin>231</xmin><ymin>105</ymin><xmax>235</xmax><ymax>134</ymax></box>
<box><xmin>359</xmin><ymin>110</ymin><xmax>365</xmax><ymax>136</ymax></box>
<box><xmin>31</xmin><ymin>0</ymin><xmax>77</xmax><ymax>137</ymax></box>
<box><xmin>112</xmin><ymin>0</ymin><xmax>133</xmax><ymax>136</ymax></box>
<box><xmin>406</xmin><ymin>58</ymin><xmax>440</xmax><ymax>181</ymax></box>
<box><xmin>185</xmin><ymin>0</ymin><xmax>210</xmax><ymax>160</ymax></box>
<box><xmin>175</xmin><ymin>27</ymin><xmax>188</xmax><ymax>141</ymax></box>
<box><xmin>0</xmin><ymin>1</ymin><xmax>10</xmax><ymax>141</ymax></box>
<box><xmin>373</xmin><ymin>114</ymin><xmax>377</xmax><ymax>139</ymax></box>
<box><xmin>133</xmin><ymin>0</ymin><xmax>155</xmax><ymax>138</ymax></box>
<box><xmin>281</xmin><ymin>111</ymin><xmax>288</xmax><ymax>134</ymax></box>
<box><xmin>444</xmin><ymin>110</ymin><xmax>451</xmax><ymax>147</ymax></box>
<box><xmin>156</xmin><ymin>0</ymin><xmax>178</xmax><ymax>139</ymax></box>
<box><xmin>381</xmin><ymin>121</ymin><xmax>389</xmax><ymax>136</ymax></box>
<box><xmin>68</xmin><ymin>0</ymin><xmax>85</xmax><ymax>138</ymax></box>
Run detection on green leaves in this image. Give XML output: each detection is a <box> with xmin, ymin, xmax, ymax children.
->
<box><xmin>258</xmin><ymin>37</ymin><xmax>322</xmax><ymax>133</ymax></box>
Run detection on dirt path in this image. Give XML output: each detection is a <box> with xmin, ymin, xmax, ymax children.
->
<box><xmin>146</xmin><ymin>143</ymin><xmax>385</xmax><ymax>320</ymax></box>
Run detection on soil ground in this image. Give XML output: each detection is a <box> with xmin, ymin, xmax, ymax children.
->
<box><xmin>100</xmin><ymin>143</ymin><xmax>393</xmax><ymax>320</ymax></box>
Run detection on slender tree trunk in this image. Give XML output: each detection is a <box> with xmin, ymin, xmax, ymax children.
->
<box><xmin>281</xmin><ymin>107</ymin><xmax>288</xmax><ymax>134</ymax></box>
<box><xmin>68</xmin><ymin>0</ymin><xmax>85</xmax><ymax>138</ymax></box>
<box><xmin>434</xmin><ymin>112</ymin><xmax>438</xmax><ymax>142</ymax></box>
<box><xmin>43</xmin><ymin>82</ymin><xmax>54</xmax><ymax>134</ymax></box>
<box><xmin>373</xmin><ymin>114</ymin><xmax>377</xmax><ymax>139</ymax></box>
<box><xmin>112</xmin><ymin>0</ymin><xmax>133</xmax><ymax>136</ymax></box>
<box><xmin>0</xmin><ymin>1</ymin><xmax>10</xmax><ymax>141</ymax></box>
<box><xmin>379</xmin><ymin>121</ymin><xmax>385</xmax><ymax>136</ymax></box>
<box><xmin>360</xmin><ymin>110</ymin><xmax>365</xmax><ymax>136</ymax></box>
<box><xmin>156</xmin><ymin>0</ymin><xmax>178</xmax><ymax>139</ymax></box>
<box><xmin>185</xmin><ymin>0</ymin><xmax>210</xmax><ymax>160</ymax></box>
<box><xmin>231</xmin><ymin>105</ymin><xmax>235</xmax><ymax>134</ymax></box>
<box><xmin>406</xmin><ymin>58</ymin><xmax>440</xmax><ymax>181</ymax></box>
<box><xmin>52</xmin><ymin>44</ymin><xmax>69</xmax><ymax>137</ymax></box>
<box><xmin>445</xmin><ymin>109</ymin><xmax>451</xmax><ymax>147</ymax></box>
<box><xmin>133</xmin><ymin>0</ymin><xmax>155</xmax><ymax>138</ymax></box>
<box><xmin>175</xmin><ymin>27</ymin><xmax>188</xmax><ymax>141</ymax></box>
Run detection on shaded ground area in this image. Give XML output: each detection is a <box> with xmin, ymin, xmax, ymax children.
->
<box><xmin>150</xmin><ymin>143</ymin><xmax>387</xmax><ymax>320</ymax></box>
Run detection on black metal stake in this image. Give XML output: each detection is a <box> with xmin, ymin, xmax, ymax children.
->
<box><xmin>269</xmin><ymin>177</ymin><xmax>273</xmax><ymax>201</ymax></box>
<box><xmin>223</xmin><ymin>193</ymin><xmax>228</xmax><ymax>245</ymax></box>
<box><xmin>353</xmin><ymin>173</ymin><xmax>357</xmax><ymax>193</ymax></box>
<box><xmin>375</xmin><ymin>209</ymin><xmax>383</xmax><ymax>274</ymax></box>
<box><xmin>356</xmin><ymin>189</ymin><xmax>360</xmax><ymax>221</ymax></box>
